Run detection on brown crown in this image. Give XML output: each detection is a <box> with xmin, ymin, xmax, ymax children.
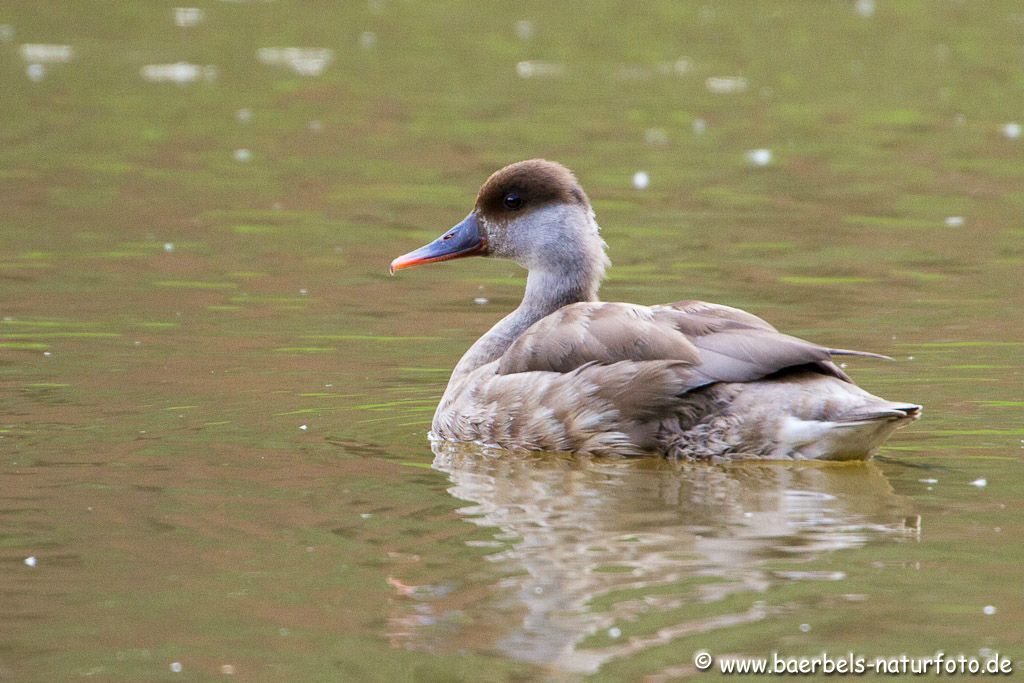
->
<box><xmin>476</xmin><ymin>159</ymin><xmax>589</xmax><ymax>220</ymax></box>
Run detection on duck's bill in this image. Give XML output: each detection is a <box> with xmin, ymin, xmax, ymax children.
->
<box><xmin>389</xmin><ymin>213</ymin><xmax>488</xmax><ymax>274</ymax></box>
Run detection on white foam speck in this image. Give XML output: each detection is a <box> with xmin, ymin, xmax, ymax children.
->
<box><xmin>855</xmin><ymin>0</ymin><xmax>875</xmax><ymax>18</ymax></box>
<box><xmin>971</xmin><ymin>478</ymin><xmax>987</xmax><ymax>488</ymax></box>
<box><xmin>776</xmin><ymin>570</ymin><xmax>846</xmax><ymax>581</ymax></box>
<box><xmin>174</xmin><ymin>7</ymin><xmax>205</xmax><ymax>27</ymax></box>
<box><xmin>692</xmin><ymin>118</ymin><xmax>707</xmax><ymax>134</ymax></box>
<box><xmin>0</xmin><ymin>25</ymin><xmax>14</xmax><ymax>43</ymax></box>
<box><xmin>607</xmin><ymin>627</ymin><xmax>622</xmax><ymax>639</ymax></box>
<box><xmin>799</xmin><ymin>623</ymin><xmax>811</xmax><ymax>633</ymax></box>
<box><xmin>359</xmin><ymin>32</ymin><xmax>377</xmax><ymax>50</ymax></box>
<box><xmin>944</xmin><ymin>216</ymin><xmax>964</xmax><ymax>227</ymax></box>
<box><xmin>516</xmin><ymin>60</ymin><xmax>565</xmax><ymax>79</ymax></box>
<box><xmin>24</xmin><ymin>555</ymin><xmax>37</xmax><ymax>567</ymax></box>
<box><xmin>170</xmin><ymin>662</ymin><xmax>183</xmax><ymax>673</ymax></box>
<box><xmin>221</xmin><ymin>664</ymin><xmax>237</xmax><ymax>675</ymax></box>
<box><xmin>983</xmin><ymin>605</ymin><xmax>997</xmax><ymax>615</ymax></box>
<box><xmin>236</xmin><ymin>108</ymin><xmax>253</xmax><ymax>123</ymax></box>
<box><xmin>1003</xmin><ymin>122</ymin><xmax>1021</xmax><ymax>139</ymax></box>
<box><xmin>257</xmin><ymin>47</ymin><xmax>334</xmax><ymax>76</ymax></box>
<box><xmin>705</xmin><ymin>76</ymin><xmax>748</xmax><ymax>94</ymax></box>
<box><xmin>299</xmin><ymin>424</ymin><xmax>308</xmax><ymax>431</ymax></box>
<box><xmin>43</xmin><ymin>351</ymin><xmax>52</xmax><ymax>357</ymax></box>
<box><xmin>163</xmin><ymin>242</ymin><xmax>175</xmax><ymax>252</ymax></box>
<box><xmin>918</xmin><ymin>478</ymin><xmax>938</xmax><ymax>484</ymax></box>
<box><xmin>141</xmin><ymin>62</ymin><xmax>217</xmax><ymax>85</ymax></box>
<box><xmin>26</xmin><ymin>63</ymin><xmax>45</xmax><ymax>82</ymax></box>
<box><xmin>746</xmin><ymin>149</ymin><xmax>772</xmax><ymax>166</ymax></box>
<box><xmin>474</xmin><ymin>297</ymin><xmax>488</xmax><ymax>305</ymax></box>
<box><xmin>19</xmin><ymin>43</ymin><xmax>74</xmax><ymax>63</ymax></box>
<box><xmin>233</xmin><ymin>149</ymin><xmax>252</xmax><ymax>163</ymax></box>
<box><xmin>514</xmin><ymin>20</ymin><xmax>535</xmax><ymax>41</ymax></box>
<box><xmin>632</xmin><ymin>171</ymin><xmax>650</xmax><ymax>190</ymax></box>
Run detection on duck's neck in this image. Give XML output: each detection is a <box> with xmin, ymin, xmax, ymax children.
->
<box><xmin>449</xmin><ymin>261</ymin><xmax>603</xmax><ymax>380</ymax></box>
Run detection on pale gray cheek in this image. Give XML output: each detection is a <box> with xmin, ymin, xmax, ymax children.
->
<box><xmin>481</xmin><ymin>223</ymin><xmax>509</xmax><ymax>258</ymax></box>
<box><xmin>482</xmin><ymin>225</ymin><xmax>516</xmax><ymax>260</ymax></box>
<box><xmin>486</xmin><ymin>236</ymin><xmax>512</xmax><ymax>259</ymax></box>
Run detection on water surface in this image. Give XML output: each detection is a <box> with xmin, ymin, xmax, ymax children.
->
<box><xmin>1</xmin><ymin>2</ymin><xmax>1022</xmax><ymax>680</ymax></box>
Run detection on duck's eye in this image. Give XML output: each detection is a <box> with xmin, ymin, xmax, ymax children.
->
<box><xmin>503</xmin><ymin>192</ymin><xmax>524</xmax><ymax>210</ymax></box>
<box><xmin>442</xmin><ymin>232</ymin><xmax>454</xmax><ymax>240</ymax></box>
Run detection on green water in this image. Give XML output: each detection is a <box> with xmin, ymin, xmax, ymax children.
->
<box><xmin>2</xmin><ymin>1</ymin><xmax>1022</xmax><ymax>680</ymax></box>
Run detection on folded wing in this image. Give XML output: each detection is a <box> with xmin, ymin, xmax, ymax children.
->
<box><xmin>497</xmin><ymin>300</ymin><xmax>881</xmax><ymax>392</ymax></box>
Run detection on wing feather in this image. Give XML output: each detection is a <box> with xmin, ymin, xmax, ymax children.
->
<box><xmin>497</xmin><ymin>300</ymin><xmax>875</xmax><ymax>391</ymax></box>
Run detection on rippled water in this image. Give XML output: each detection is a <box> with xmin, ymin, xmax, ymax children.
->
<box><xmin>2</xmin><ymin>2</ymin><xmax>1022</xmax><ymax>680</ymax></box>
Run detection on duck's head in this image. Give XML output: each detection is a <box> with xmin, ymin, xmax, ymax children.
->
<box><xmin>389</xmin><ymin>159</ymin><xmax>607</xmax><ymax>277</ymax></box>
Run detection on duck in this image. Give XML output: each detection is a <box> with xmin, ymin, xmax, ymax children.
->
<box><xmin>389</xmin><ymin>159</ymin><xmax>920</xmax><ymax>460</ymax></box>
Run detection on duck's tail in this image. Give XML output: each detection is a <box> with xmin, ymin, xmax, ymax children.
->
<box><xmin>835</xmin><ymin>401</ymin><xmax>922</xmax><ymax>425</ymax></box>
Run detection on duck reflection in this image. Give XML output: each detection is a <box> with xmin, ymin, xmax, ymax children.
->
<box><xmin>387</xmin><ymin>443</ymin><xmax>918</xmax><ymax>674</ymax></box>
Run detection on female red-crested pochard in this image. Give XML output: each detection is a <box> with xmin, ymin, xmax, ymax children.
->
<box><xmin>390</xmin><ymin>160</ymin><xmax>920</xmax><ymax>460</ymax></box>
